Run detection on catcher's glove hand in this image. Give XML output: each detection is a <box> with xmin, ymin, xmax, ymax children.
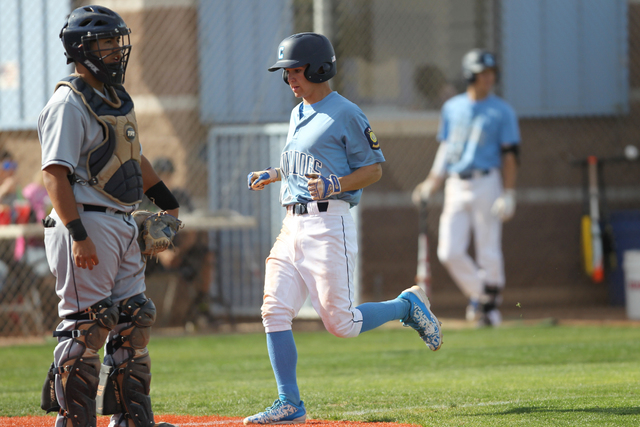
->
<box><xmin>132</xmin><ymin>211</ymin><xmax>183</xmax><ymax>257</ymax></box>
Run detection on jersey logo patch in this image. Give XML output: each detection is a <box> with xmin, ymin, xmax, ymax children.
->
<box><xmin>365</xmin><ymin>127</ymin><xmax>379</xmax><ymax>150</ymax></box>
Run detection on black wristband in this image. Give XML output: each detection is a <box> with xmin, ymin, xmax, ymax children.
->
<box><xmin>66</xmin><ymin>219</ymin><xmax>88</xmax><ymax>242</ymax></box>
<box><xmin>145</xmin><ymin>180</ymin><xmax>180</xmax><ymax>211</ymax></box>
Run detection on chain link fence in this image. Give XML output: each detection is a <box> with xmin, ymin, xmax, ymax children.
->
<box><xmin>1</xmin><ymin>0</ymin><xmax>639</xmax><ymax>337</ymax></box>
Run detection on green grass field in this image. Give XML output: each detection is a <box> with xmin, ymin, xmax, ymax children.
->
<box><xmin>1</xmin><ymin>323</ymin><xmax>639</xmax><ymax>426</ymax></box>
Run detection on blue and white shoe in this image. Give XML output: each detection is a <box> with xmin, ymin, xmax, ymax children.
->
<box><xmin>243</xmin><ymin>398</ymin><xmax>307</xmax><ymax>425</ymax></box>
<box><xmin>398</xmin><ymin>286</ymin><xmax>443</xmax><ymax>351</ymax></box>
<box><xmin>466</xmin><ymin>299</ymin><xmax>480</xmax><ymax>322</ymax></box>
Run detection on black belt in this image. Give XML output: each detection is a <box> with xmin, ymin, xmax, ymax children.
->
<box><xmin>458</xmin><ymin>169</ymin><xmax>490</xmax><ymax>180</ymax></box>
<box><xmin>82</xmin><ymin>204</ymin><xmax>127</xmax><ymax>215</ymax></box>
<box><xmin>290</xmin><ymin>201</ymin><xmax>329</xmax><ymax>215</ymax></box>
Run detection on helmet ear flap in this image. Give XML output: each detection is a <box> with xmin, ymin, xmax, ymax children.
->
<box><xmin>282</xmin><ymin>69</ymin><xmax>289</xmax><ymax>85</ymax></box>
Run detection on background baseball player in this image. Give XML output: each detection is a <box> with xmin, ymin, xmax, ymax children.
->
<box><xmin>244</xmin><ymin>32</ymin><xmax>442</xmax><ymax>425</ymax></box>
<box><xmin>412</xmin><ymin>49</ymin><xmax>520</xmax><ymax>327</ymax></box>
<box><xmin>38</xmin><ymin>6</ymin><xmax>179</xmax><ymax>427</ymax></box>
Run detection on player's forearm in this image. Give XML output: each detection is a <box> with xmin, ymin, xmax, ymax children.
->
<box><xmin>501</xmin><ymin>152</ymin><xmax>518</xmax><ymax>190</ymax></box>
<box><xmin>42</xmin><ymin>165</ymin><xmax>80</xmax><ymax>225</ymax></box>
<box><xmin>339</xmin><ymin>163</ymin><xmax>382</xmax><ymax>192</ymax></box>
<box><xmin>141</xmin><ymin>155</ymin><xmax>161</xmax><ymax>192</ymax></box>
<box><xmin>142</xmin><ymin>155</ymin><xmax>180</xmax><ymax>217</ymax></box>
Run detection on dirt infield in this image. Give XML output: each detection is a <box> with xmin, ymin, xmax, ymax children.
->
<box><xmin>0</xmin><ymin>415</ymin><xmax>419</xmax><ymax>427</ymax></box>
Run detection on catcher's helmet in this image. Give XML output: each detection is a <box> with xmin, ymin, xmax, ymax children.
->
<box><xmin>462</xmin><ymin>49</ymin><xmax>498</xmax><ymax>83</ymax></box>
<box><xmin>60</xmin><ymin>5</ymin><xmax>131</xmax><ymax>86</ymax></box>
<box><xmin>268</xmin><ymin>32</ymin><xmax>336</xmax><ymax>84</ymax></box>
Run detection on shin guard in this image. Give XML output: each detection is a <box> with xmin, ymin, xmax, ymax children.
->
<box><xmin>40</xmin><ymin>362</ymin><xmax>61</xmax><ymax>413</ymax></box>
<box><xmin>99</xmin><ymin>294</ymin><xmax>158</xmax><ymax>426</ymax></box>
<box><xmin>120</xmin><ymin>354</ymin><xmax>153</xmax><ymax>426</ymax></box>
<box><xmin>60</xmin><ymin>356</ymin><xmax>101</xmax><ymax>427</ymax></box>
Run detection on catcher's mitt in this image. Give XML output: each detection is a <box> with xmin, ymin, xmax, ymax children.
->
<box><xmin>132</xmin><ymin>211</ymin><xmax>183</xmax><ymax>257</ymax></box>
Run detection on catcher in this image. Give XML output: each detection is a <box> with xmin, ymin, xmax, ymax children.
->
<box><xmin>38</xmin><ymin>6</ymin><xmax>180</xmax><ymax>427</ymax></box>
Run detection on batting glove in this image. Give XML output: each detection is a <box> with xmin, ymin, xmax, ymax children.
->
<box><xmin>411</xmin><ymin>179</ymin><xmax>434</xmax><ymax>206</ymax></box>
<box><xmin>306</xmin><ymin>173</ymin><xmax>341</xmax><ymax>200</ymax></box>
<box><xmin>248</xmin><ymin>167</ymin><xmax>281</xmax><ymax>191</ymax></box>
<box><xmin>491</xmin><ymin>189</ymin><xmax>516</xmax><ymax>222</ymax></box>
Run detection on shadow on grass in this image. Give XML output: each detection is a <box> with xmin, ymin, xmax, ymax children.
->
<box><xmin>473</xmin><ymin>406</ymin><xmax>640</xmax><ymax>417</ymax></box>
<box><xmin>362</xmin><ymin>416</ymin><xmax>397</xmax><ymax>423</ymax></box>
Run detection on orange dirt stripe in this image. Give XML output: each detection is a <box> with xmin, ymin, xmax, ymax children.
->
<box><xmin>0</xmin><ymin>415</ymin><xmax>419</xmax><ymax>427</ymax></box>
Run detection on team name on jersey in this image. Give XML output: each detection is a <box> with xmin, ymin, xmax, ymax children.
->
<box><xmin>280</xmin><ymin>150</ymin><xmax>322</xmax><ymax>178</ymax></box>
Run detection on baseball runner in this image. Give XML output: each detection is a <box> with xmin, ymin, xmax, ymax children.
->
<box><xmin>412</xmin><ymin>49</ymin><xmax>520</xmax><ymax>327</ymax></box>
<box><xmin>37</xmin><ymin>6</ymin><xmax>179</xmax><ymax>427</ymax></box>
<box><xmin>244</xmin><ymin>33</ymin><xmax>442</xmax><ymax>425</ymax></box>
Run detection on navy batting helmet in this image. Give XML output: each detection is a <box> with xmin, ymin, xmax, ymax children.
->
<box><xmin>60</xmin><ymin>5</ymin><xmax>131</xmax><ymax>86</ymax></box>
<box><xmin>268</xmin><ymin>33</ymin><xmax>336</xmax><ymax>84</ymax></box>
<box><xmin>462</xmin><ymin>49</ymin><xmax>498</xmax><ymax>83</ymax></box>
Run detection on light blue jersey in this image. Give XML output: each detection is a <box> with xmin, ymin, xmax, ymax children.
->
<box><xmin>279</xmin><ymin>91</ymin><xmax>385</xmax><ymax>207</ymax></box>
<box><xmin>438</xmin><ymin>93</ymin><xmax>519</xmax><ymax>174</ymax></box>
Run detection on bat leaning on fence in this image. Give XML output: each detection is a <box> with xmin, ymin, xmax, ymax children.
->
<box><xmin>586</xmin><ymin>156</ymin><xmax>605</xmax><ymax>283</ymax></box>
<box><xmin>416</xmin><ymin>200</ymin><xmax>432</xmax><ymax>296</ymax></box>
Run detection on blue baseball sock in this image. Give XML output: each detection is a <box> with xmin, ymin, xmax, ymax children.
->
<box><xmin>357</xmin><ymin>298</ymin><xmax>410</xmax><ymax>333</ymax></box>
<box><xmin>266</xmin><ymin>330</ymin><xmax>301</xmax><ymax>405</ymax></box>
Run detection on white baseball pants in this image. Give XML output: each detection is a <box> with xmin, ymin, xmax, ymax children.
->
<box><xmin>261</xmin><ymin>200</ymin><xmax>363</xmax><ymax>338</ymax></box>
<box><xmin>437</xmin><ymin>169</ymin><xmax>504</xmax><ymax>300</ymax></box>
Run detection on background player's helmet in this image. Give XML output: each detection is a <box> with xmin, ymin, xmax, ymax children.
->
<box><xmin>268</xmin><ymin>32</ymin><xmax>337</xmax><ymax>84</ymax></box>
<box><xmin>60</xmin><ymin>5</ymin><xmax>131</xmax><ymax>86</ymax></box>
<box><xmin>462</xmin><ymin>49</ymin><xmax>498</xmax><ymax>84</ymax></box>
<box><xmin>152</xmin><ymin>157</ymin><xmax>175</xmax><ymax>175</ymax></box>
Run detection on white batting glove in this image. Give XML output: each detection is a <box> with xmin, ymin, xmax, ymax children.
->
<box><xmin>247</xmin><ymin>167</ymin><xmax>281</xmax><ymax>191</ymax></box>
<box><xmin>306</xmin><ymin>173</ymin><xmax>341</xmax><ymax>200</ymax></box>
<box><xmin>491</xmin><ymin>189</ymin><xmax>517</xmax><ymax>222</ymax></box>
<box><xmin>411</xmin><ymin>179</ymin><xmax>435</xmax><ymax>206</ymax></box>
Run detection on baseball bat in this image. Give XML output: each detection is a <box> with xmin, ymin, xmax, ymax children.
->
<box><xmin>416</xmin><ymin>200</ymin><xmax>432</xmax><ymax>296</ymax></box>
<box><xmin>587</xmin><ymin>156</ymin><xmax>604</xmax><ymax>283</ymax></box>
<box><xmin>598</xmin><ymin>159</ymin><xmax>617</xmax><ymax>273</ymax></box>
<box><xmin>580</xmin><ymin>159</ymin><xmax>593</xmax><ymax>276</ymax></box>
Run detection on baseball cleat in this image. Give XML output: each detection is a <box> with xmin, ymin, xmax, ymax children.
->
<box><xmin>479</xmin><ymin>308</ymin><xmax>502</xmax><ymax>327</ymax></box>
<box><xmin>398</xmin><ymin>285</ymin><xmax>443</xmax><ymax>351</ymax></box>
<box><xmin>243</xmin><ymin>398</ymin><xmax>307</xmax><ymax>425</ymax></box>
<box><xmin>466</xmin><ymin>299</ymin><xmax>480</xmax><ymax>322</ymax></box>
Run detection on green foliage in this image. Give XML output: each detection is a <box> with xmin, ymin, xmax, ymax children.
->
<box><xmin>1</xmin><ymin>324</ymin><xmax>640</xmax><ymax>426</ymax></box>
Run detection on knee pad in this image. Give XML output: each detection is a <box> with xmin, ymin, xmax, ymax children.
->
<box><xmin>54</xmin><ymin>298</ymin><xmax>120</xmax><ymax>351</ymax></box>
<box><xmin>117</xmin><ymin>293</ymin><xmax>157</xmax><ymax>351</ymax></box>
<box><xmin>82</xmin><ymin>302</ymin><xmax>121</xmax><ymax>351</ymax></box>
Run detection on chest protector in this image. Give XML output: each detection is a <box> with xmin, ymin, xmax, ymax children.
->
<box><xmin>56</xmin><ymin>76</ymin><xmax>143</xmax><ymax>205</ymax></box>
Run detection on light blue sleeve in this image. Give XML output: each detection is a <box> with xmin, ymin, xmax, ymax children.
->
<box><xmin>436</xmin><ymin>105</ymin><xmax>449</xmax><ymax>142</ymax></box>
<box><xmin>343</xmin><ymin>110</ymin><xmax>385</xmax><ymax>169</ymax></box>
<box><xmin>500</xmin><ymin>104</ymin><xmax>520</xmax><ymax>146</ymax></box>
